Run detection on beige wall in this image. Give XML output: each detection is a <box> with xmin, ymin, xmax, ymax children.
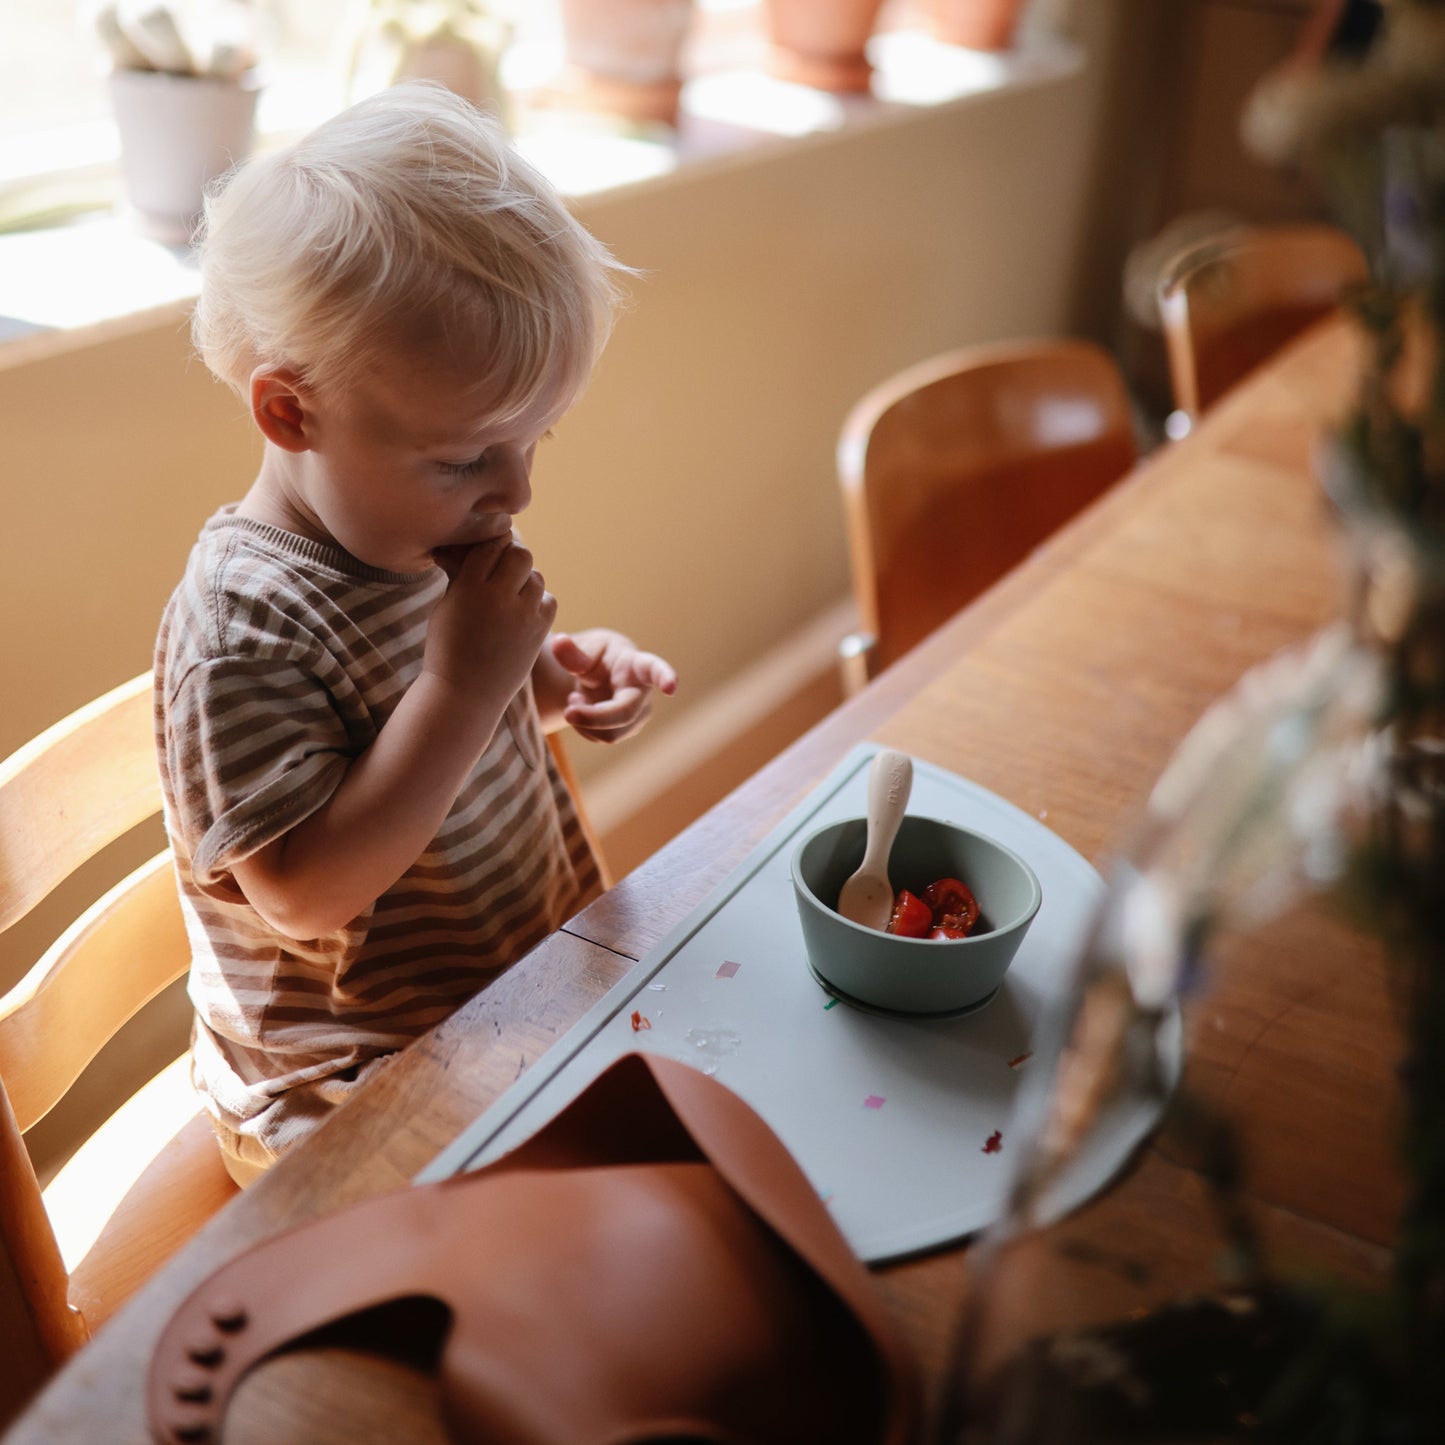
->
<box><xmin>2</xmin><ymin>317</ymin><xmax>259</xmax><ymax>750</ymax></box>
<box><xmin>555</xmin><ymin>65</ymin><xmax>1101</xmax><ymax>690</ymax></box>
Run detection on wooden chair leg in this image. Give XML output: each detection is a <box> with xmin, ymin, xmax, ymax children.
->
<box><xmin>838</xmin><ymin>632</ymin><xmax>877</xmax><ymax>700</ymax></box>
<box><xmin>0</xmin><ymin>1080</ymin><xmax>86</xmax><ymax>1430</ymax></box>
<box><xmin>547</xmin><ymin>732</ymin><xmax>612</xmax><ymax>890</ymax></box>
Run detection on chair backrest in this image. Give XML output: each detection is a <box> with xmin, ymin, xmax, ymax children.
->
<box><xmin>837</xmin><ymin>338</ymin><xmax>1137</xmax><ymax>682</ymax></box>
<box><xmin>0</xmin><ymin>674</ymin><xmax>198</xmax><ymax>1392</ymax></box>
<box><xmin>1157</xmin><ymin>222</ymin><xmax>1368</xmax><ymax>424</ymax></box>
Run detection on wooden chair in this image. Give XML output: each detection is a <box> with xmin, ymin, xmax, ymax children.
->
<box><xmin>1157</xmin><ymin>221</ymin><xmax>1368</xmax><ymax>426</ymax></box>
<box><xmin>0</xmin><ymin>673</ymin><xmax>238</xmax><ymax>1429</ymax></box>
<box><xmin>547</xmin><ymin>732</ymin><xmax>612</xmax><ymax>891</ymax></box>
<box><xmin>0</xmin><ymin>679</ymin><xmax>609</xmax><ymax>1425</ymax></box>
<box><xmin>836</xmin><ymin>338</ymin><xmax>1137</xmax><ymax>693</ymax></box>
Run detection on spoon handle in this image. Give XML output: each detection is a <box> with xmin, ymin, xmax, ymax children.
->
<box><xmin>860</xmin><ymin>750</ymin><xmax>912</xmax><ymax>874</ymax></box>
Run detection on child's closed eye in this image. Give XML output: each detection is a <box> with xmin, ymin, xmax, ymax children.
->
<box><xmin>439</xmin><ymin>452</ymin><xmax>488</xmax><ymax>478</ymax></box>
<box><xmin>438</xmin><ymin>430</ymin><xmax>554</xmax><ymax>478</ymax></box>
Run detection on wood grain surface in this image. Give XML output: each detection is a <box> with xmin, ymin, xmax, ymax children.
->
<box><xmin>5</xmin><ymin>316</ymin><xmax>1403</xmax><ymax>1445</ymax></box>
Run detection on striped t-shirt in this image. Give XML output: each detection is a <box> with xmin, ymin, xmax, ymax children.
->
<box><xmin>154</xmin><ymin>508</ymin><xmax>602</xmax><ymax>1161</ymax></box>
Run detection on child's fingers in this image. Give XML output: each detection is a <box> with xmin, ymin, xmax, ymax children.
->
<box><xmin>442</xmin><ymin>535</ymin><xmax>513</xmax><ymax>583</ymax></box>
<box><xmin>564</xmin><ymin>687</ymin><xmax>650</xmax><ymax>736</ymax></box>
<box><xmin>489</xmin><ymin>541</ymin><xmax>542</xmax><ymax>593</ymax></box>
<box><xmin>626</xmin><ymin>652</ymin><xmax>678</xmax><ymax>695</ymax></box>
<box><xmin>551</xmin><ymin>632</ymin><xmax>606</xmax><ymax>682</ymax></box>
<box><xmin>552</xmin><ymin>635</ymin><xmax>677</xmax><ymax>711</ymax></box>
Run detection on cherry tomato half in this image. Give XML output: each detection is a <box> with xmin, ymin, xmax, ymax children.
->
<box><xmin>886</xmin><ymin>889</ymin><xmax>933</xmax><ymax>938</ymax></box>
<box><xmin>921</xmin><ymin>877</ymin><xmax>981</xmax><ymax>937</ymax></box>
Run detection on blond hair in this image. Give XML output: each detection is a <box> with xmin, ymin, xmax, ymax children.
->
<box><xmin>192</xmin><ymin>82</ymin><xmax>629</xmax><ymax>419</ymax></box>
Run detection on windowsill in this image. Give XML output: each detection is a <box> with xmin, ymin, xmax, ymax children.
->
<box><xmin>0</xmin><ymin>28</ymin><xmax>1082</xmax><ymax>363</ymax></box>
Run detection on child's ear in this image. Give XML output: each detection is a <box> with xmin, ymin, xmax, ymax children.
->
<box><xmin>250</xmin><ymin>367</ymin><xmax>313</xmax><ymax>452</ymax></box>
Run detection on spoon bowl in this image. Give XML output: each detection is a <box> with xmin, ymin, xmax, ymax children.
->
<box><xmin>835</xmin><ymin>750</ymin><xmax>913</xmax><ymax>931</ymax></box>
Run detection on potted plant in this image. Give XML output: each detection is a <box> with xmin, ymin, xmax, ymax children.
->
<box><xmin>1238</xmin><ymin>15</ymin><xmax>1445</xmax><ymax>1432</ymax></box>
<box><xmin>923</xmin><ymin>0</ymin><xmax>1030</xmax><ymax>52</ymax></box>
<box><xmin>91</xmin><ymin>0</ymin><xmax>262</xmax><ymax>244</ymax></box>
<box><xmin>346</xmin><ymin>0</ymin><xmax>513</xmax><ymax>125</ymax></box>
<box><xmin>763</xmin><ymin>0</ymin><xmax>887</xmax><ymax>93</ymax></box>
<box><xmin>552</xmin><ymin>0</ymin><xmax>697</xmax><ymax>127</ymax></box>
<box><xmin>935</xmin><ymin>6</ymin><xmax>1445</xmax><ymax>1441</ymax></box>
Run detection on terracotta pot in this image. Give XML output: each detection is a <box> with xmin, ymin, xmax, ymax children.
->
<box><xmin>764</xmin><ymin>0</ymin><xmax>888</xmax><ymax>93</ymax></box>
<box><xmin>926</xmin><ymin>0</ymin><xmax>1028</xmax><ymax>51</ymax></box>
<box><xmin>557</xmin><ymin>0</ymin><xmax>696</xmax><ymax>125</ymax></box>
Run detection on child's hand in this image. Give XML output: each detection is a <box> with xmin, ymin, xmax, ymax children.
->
<box><xmin>550</xmin><ymin>630</ymin><xmax>677</xmax><ymax>743</ymax></box>
<box><xmin>424</xmin><ymin>539</ymin><xmax>556</xmax><ymax>704</ymax></box>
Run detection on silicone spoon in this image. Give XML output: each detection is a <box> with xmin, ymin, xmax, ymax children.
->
<box><xmin>836</xmin><ymin>750</ymin><xmax>913</xmax><ymax>931</ymax></box>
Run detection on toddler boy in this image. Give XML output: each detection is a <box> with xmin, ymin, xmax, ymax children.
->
<box><xmin>155</xmin><ymin>82</ymin><xmax>675</xmax><ymax>1185</ymax></box>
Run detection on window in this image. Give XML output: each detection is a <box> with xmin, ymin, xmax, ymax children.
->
<box><xmin>0</xmin><ymin>1</ymin><xmax>763</xmax><ymax>224</ymax></box>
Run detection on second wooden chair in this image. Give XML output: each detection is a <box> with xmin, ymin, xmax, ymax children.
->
<box><xmin>1157</xmin><ymin>221</ymin><xmax>1368</xmax><ymax>427</ymax></box>
<box><xmin>836</xmin><ymin>338</ymin><xmax>1137</xmax><ymax>693</ymax></box>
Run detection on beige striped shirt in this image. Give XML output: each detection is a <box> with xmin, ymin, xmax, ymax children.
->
<box><xmin>154</xmin><ymin>509</ymin><xmax>601</xmax><ymax>1160</ymax></box>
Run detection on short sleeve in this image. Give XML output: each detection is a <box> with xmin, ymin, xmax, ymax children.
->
<box><xmin>164</xmin><ymin>656</ymin><xmax>353</xmax><ymax>898</ymax></box>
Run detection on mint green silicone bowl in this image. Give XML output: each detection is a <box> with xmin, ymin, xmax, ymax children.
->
<box><xmin>791</xmin><ymin>816</ymin><xmax>1042</xmax><ymax>1018</ymax></box>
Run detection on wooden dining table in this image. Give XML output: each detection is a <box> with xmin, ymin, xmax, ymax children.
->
<box><xmin>6</xmin><ymin>312</ymin><xmax>1405</xmax><ymax>1444</ymax></box>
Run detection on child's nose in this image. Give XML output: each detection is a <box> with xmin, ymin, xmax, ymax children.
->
<box><xmin>483</xmin><ymin>448</ymin><xmax>532</xmax><ymax>514</ymax></box>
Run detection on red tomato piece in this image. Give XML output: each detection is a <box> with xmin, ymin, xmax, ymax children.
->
<box><xmin>886</xmin><ymin>889</ymin><xmax>933</xmax><ymax>938</ymax></box>
<box><xmin>929</xmin><ymin>924</ymin><xmax>971</xmax><ymax>940</ymax></box>
<box><xmin>921</xmin><ymin>877</ymin><xmax>980</xmax><ymax>936</ymax></box>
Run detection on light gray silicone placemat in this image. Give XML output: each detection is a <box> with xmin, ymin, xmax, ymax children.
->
<box><xmin>421</xmin><ymin>745</ymin><xmax>1181</xmax><ymax>1263</ymax></box>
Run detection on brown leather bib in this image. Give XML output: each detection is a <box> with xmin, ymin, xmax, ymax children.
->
<box><xmin>147</xmin><ymin>1053</ymin><xmax>920</xmax><ymax>1444</ymax></box>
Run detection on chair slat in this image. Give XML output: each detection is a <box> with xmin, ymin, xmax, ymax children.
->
<box><xmin>0</xmin><ymin>675</ymin><xmax>159</xmax><ymax>936</ymax></box>
<box><xmin>0</xmin><ymin>853</ymin><xmax>189</xmax><ymax>1133</ymax></box>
